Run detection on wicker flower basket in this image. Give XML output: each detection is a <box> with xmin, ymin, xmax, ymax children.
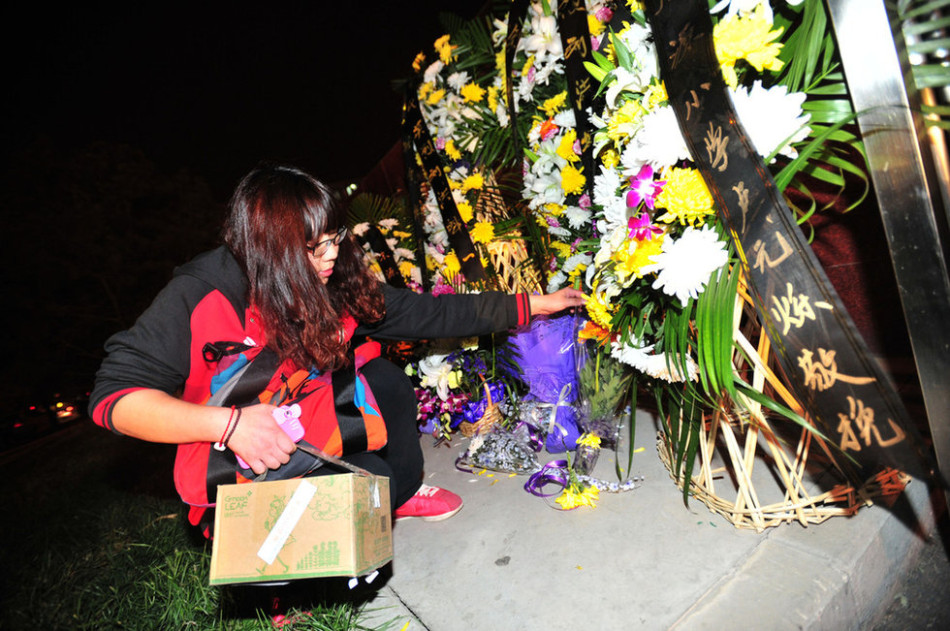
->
<box><xmin>459</xmin><ymin>383</ymin><xmax>504</xmax><ymax>438</ymax></box>
<box><xmin>657</xmin><ymin>275</ymin><xmax>908</xmax><ymax>532</ymax></box>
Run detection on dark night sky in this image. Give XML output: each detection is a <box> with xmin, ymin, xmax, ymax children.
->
<box><xmin>4</xmin><ymin>1</ymin><xmax>488</xmax><ymax>199</ymax></box>
<box><xmin>0</xmin><ymin>2</ymin><xmax>489</xmax><ymax>404</ymax></box>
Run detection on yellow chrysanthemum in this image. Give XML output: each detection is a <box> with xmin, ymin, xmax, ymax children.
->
<box><xmin>425</xmin><ymin>254</ymin><xmax>438</xmax><ymax>271</ymax></box>
<box><xmin>556</xmin><ymin>483</ymin><xmax>599</xmax><ymax>510</ymax></box>
<box><xmin>446</xmin><ymin>176</ymin><xmax>460</xmax><ymax>190</ymax></box>
<box><xmin>412</xmin><ymin>52</ymin><xmax>426</xmax><ymax>72</ymax></box>
<box><xmin>398</xmin><ymin>260</ymin><xmax>415</xmax><ymax>278</ymax></box>
<box><xmin>393</xmin><ymin>230</ymin><xmax>412</xmax><ymax>239</ymax></box>
<box><xmin>627</xmin><ymin>1</ymin><xmax>643</xmax><ymax>11</ymax></box>
<box><xmin>645</xmin><ymin>82</ymin><xmax>668</xmax><ymax>110</ymax></box>
<box><xmin>369</xmin><ymin>260</ymin><xmax>382</xmax><ymax>275</ymax></box>
<box><xmin>613</xmin><ymin>235</ymin><xmax>665</xmax><ymax>284</ymax></box>
<box><xmin>654</xmin><ymin>167</ymin><xmax>716</xmax><ymax>226</ymax></box>
<box><xmin>522</xmin><ymin>54</ymin><xmax>536</xmax><ymax>77</ymax></box>
<box><xmin>577</xmin><ymin>433</ymin><xmax>602</xmax><ymax>449</ymax></box>
<box><xmin>600</xmin><ymin>148</ymin><xmax>620</xmax><ymax>170</ymax></box>
<box><xmin>470</xmin><ymin>221</ymin><xmax>495</xmax><ymax>244</ymax></box>
<box><xmin>461</xmin><ymin>82</ymin><xmax>486</xmax><ymax>103</ymax></box>
<box><xmin>495</xmin><ymin>48</ymin><xmax>506</xmax><ymax>73</ymax></box>
<box><xmin>426</xmin><ymin>88</ymin><xmax>445</xmax><ymax>106</ymax></box>
<box><xmin>586</xmin><ymin>289</ymin><xmax>615</xmax><ymax>329</ymax></box>
<box><xmin>713</xmin><ymin>4</ymin><xmax>784</xmax><ymax>88</ymax></box>
<box><xmin>444</xmin><ymin>252</ymin><xmax>461</xmax><ymax>274</ymax></box>
<box><xmin>445</xmin><ymin>139</ymin><xmax>462</xmax><ymax>161</ymax></box>
<box><xmin>544</xmin><ymin>202</ymin><xmax>565</xmax><ymax>217</ymax></box>
<box><xmin>487</xmin><ymin>86</ymin><xmax>499</xmax><ymax>112</ymax></box>
<box><xmin>457</xmin><ymin>201</ymin><xmax>474</xmax><ymax>223</ymax></box>
<box><xmin>461</xmin><ymin>172</ymin><xmax>484</xmax><ymax>193</ymax></box>
<box><xmin>560</xmin><ymin>164</ymin><xmax>586</xmax><ymax>195</ymax></box>
<box><xmin>606</xmin><ymin>100</ymin><xmax>646</xmax><ymax>143</ymax></box>
<box><xmin>542</xmin><ymin>91</ymin><xmax>568</xmax><ymax>117</ymax></box>
<box><xmin>567</xmin><ymin>263</ymin><xmax>587</xmax><ymax>284</ymax></box>
<box><xmin>418</xmin><ymin>82</ymin><xmax>434</xmax><ymax>100</ymax></box>
<box><xmin>549</xmin><ymin>240</ymin><xmax>572</xmax><ymax>259</ymax></box>
<box><xmin>587</xmin><ymin>14</ymin><xmax>605</xmax><ymax>37</ymax></box>
<box><xmin>556</xmin><ymin>128</ymin><xmax>580</xmax><ymax>163</ymax></box>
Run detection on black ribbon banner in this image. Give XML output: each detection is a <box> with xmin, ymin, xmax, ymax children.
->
<box><xmin>643</xmin><ymin>0</ymin><xmax>932</xmax><ymax>483</ymax></box>
<box><xmin>403</xmin><ymin>87</ymin><xmax>488</xmax><ymax>284</ymax></box>
<box><xmin>556</xmin><ymin>0</ymin><xmax>596</xmax><ymax>193</ymax></box>
<box><xmin>357</xmin><ymin>224</ymin><xmax>407</xmax><ymax>289</ymax></box>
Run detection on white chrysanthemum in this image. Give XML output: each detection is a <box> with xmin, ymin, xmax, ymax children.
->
<box><xmin>730</xmin><ymin>81</ymin><xmax>810</xmax><ymax>162</ymax></box>
<box><xmin>563</xmin><ymin>251</ymin><xmax>592</xmax><ymax>275</ymax></box>
<box><xmin>643</xmin><ymin>352</ymin><xmax>698</xmax><ymax>382</ymax></box>
<box><xmin>610</xmin><ymin>338</ymin><xmax>656</xmax><ymax>372</ymax></box>
<box><xmin>547</xmin><ymin>270</ymin><xmax>567</xmax><ymax>292</ymax></box>
<box><xmin>621</xmin><ymin>105</ymin><xmax>690</xmax><ymax>173</ymax></box>
<box><xmin>393</xmin><ymin>247</ymin><xmax>416</xmax><ymax>261</ymax></box>
<box><xmin>351</xmin><ymin>222</ymin><xmax>370</xmax><ymax>236</ymax></box>
<box><xmin>642</xmin><ymin>225</ymin><xmax>729</xmax><ymax>307</ymax></box>
<box><xmin>446</xmin><ymin>71</ymin><xmax>470</xmax><ymax>91</ymax></box>
<box><xmin>378</xmin><ymin>218</ymin><xmax>399</xmax><ymax>230</ymax></box>
<box><xmin>564</xmin><ymin>205</ymin><xmax>591</xmax><ymax>230</ymax></box>
<box><xmin>552</xmin><ymin>109</ymin><xmax>576</xmax><ymax>128</ymax></box>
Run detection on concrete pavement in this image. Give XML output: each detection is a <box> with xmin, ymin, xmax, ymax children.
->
<box><xmin>359</xmin><ymin>409</ymin><xmax>943</xmax><ymax>630</ymax></box>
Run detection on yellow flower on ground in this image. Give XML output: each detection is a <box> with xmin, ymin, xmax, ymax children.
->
<box><xmin>654</xmin><ymin>167</ymin><xmax>716</xmax><ymax>226</ymax></box>
<box><xmin>470</xmin><ymin>221</ymin><xmax>495</xmax><ymax>244</ymax></box>
<box><xmin>461</xmin><ymin>82</ymin><xmax>486</xmax><ymax>103</ymax></box>
<box><xmin>560</xmin><ymin>164</ymin><xmax>586</xmax><ymax>195</ymax></box>
<box><xmin>444</xmin><ymin>252</ymin><xmax>461</xmax><ymax>275</ymax></box>
<box><xmin>457</xmin><ymin>201</ymin><xmax>474</xmax><ymax>223</ymax></box>
<box><xmin>713</xmin><ymin>4</ymin><xmax>784</xmax><ymax>88</ymax></box>
<box><xmin>556</xmin><ymin>128</ymin><xmax>580</xmax><ymax>163</ymax></box>
<box><xmin>445</xmin><ymin>139</ymin><xmax>462</xmax><ymax>161</ymax></box>
<box><xmin>461</xmin><ymin>173</ymin><xmax>484</xmax><ymax>193</ymax></box>
<box><xmin>426</xmin><ymin>89</ymin><xmax>446</xmax><ymax>106</ymax></box>
<box><xmin>542</xmin><ymin>91</ymin><xmax>568</xmax><ymax>117</ymax></box>
<box><xmin>555</xmin><ymin>483</ymin><xmax>599</xmax><ymax>510</ymax></box>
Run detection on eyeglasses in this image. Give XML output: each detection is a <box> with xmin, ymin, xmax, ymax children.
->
<box><xmin>305</xmin><ymin>226</ymin><xmax>348</xmax><ymax>256</ymax></box>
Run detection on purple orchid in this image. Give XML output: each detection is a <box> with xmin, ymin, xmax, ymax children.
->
<box><xmin>627</xmin><ymin>213</ymin><xmax>664</xmax><ymax>241</ymax></box>
<box><xmin>625</xmin><ymin>164</ymin><xmax>665</xmax><ymax>211</ymax></box>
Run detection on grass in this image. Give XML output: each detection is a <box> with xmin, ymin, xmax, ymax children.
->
<box><xmin>0</xmin><ymin>422</ymin><xmax>395</xmax><ymax>630</ymax></box>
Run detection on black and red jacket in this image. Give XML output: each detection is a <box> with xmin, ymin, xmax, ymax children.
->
<box><xmin>90</xmin><ymin>246</ymin><xmax>531</xmax><ymax>522</ymax></box>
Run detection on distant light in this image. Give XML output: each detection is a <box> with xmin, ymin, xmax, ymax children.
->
<box><xmin>345</xmin><ymin>182</ymin><xmax>358</xmax><ymax>195</ymax></box>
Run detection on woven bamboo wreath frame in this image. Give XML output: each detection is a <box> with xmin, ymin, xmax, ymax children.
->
<box><xmin>656</xmin><ymin>274</ymin><xmax>909</xmax><ymax>532</ymax></box>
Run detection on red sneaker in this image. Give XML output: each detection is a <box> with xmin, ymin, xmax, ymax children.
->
<box><xmin>394</xmin><ymin>484</ymin><xmax>463</xmax><ymax>521</ymax></box>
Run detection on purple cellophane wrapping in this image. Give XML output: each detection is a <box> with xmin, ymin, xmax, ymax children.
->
<box><xmin>511</xmin><ymin>314</ymin><xmax>581</xmax><ymax>452</ymax></box>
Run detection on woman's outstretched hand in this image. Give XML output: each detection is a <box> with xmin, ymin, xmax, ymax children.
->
<box><xmin>528</xmin><ymin>287</ymin><xmax>587</xmax><ymax>316</ymax></box>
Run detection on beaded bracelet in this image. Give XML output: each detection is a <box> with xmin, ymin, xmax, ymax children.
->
<box><xmin>213</xmin><ymin>406</ymin><xmax>238</xmax><ymax>451</ymax></box>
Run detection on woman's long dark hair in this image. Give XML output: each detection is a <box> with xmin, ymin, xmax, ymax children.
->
<box><xmin>223</xmin><ymin>163</ymin><xmax>384</xmax><ymax>371</ymax></box>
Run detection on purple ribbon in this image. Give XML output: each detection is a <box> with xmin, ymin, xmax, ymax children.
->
<box><xmin>523</xmin><ymin>459</ymin><xmax>571</xmax><ymax>498</ymax></box>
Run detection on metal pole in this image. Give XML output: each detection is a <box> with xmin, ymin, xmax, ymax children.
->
<box><xmin>826</xmin><ymin>0</ymin><xmax>950</xmax><ymax>492</ymax></box>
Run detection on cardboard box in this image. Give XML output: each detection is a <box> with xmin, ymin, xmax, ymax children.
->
<box><xmin>209</xmin><ymin>474</ymin><xmax>392</xmax><ymax>585</ymax></box>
